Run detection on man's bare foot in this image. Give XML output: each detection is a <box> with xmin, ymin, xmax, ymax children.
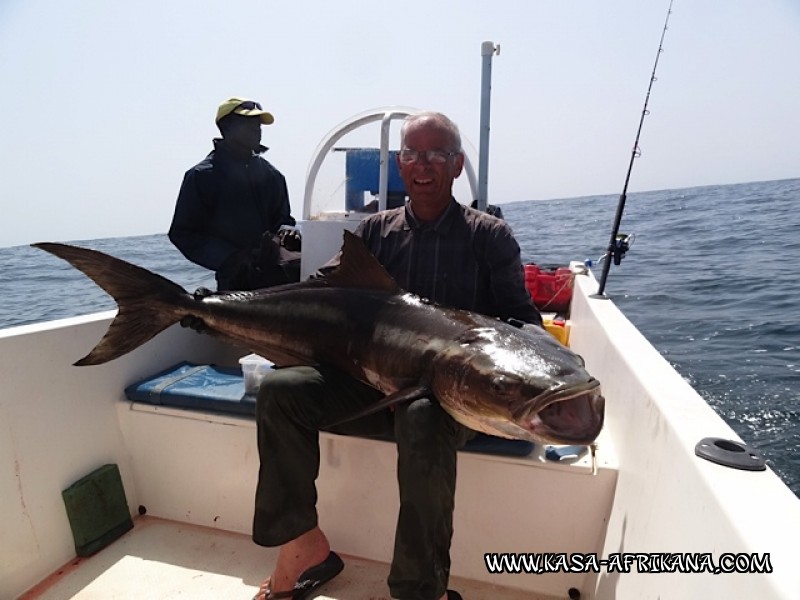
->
<box><xmin>255</xmin><ymin>527</ymin><xmax>331</xmax><ymax>599</ymax></box>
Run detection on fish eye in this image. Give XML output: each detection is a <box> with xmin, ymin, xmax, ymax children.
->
<box><xmin>490</xmin><ymin>376</ymin><xmax>507</xmax><ymax>395</ymax></box>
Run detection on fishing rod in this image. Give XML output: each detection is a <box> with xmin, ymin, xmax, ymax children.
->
<box><xmin>594</xmin><ymin>0</ymin><xmax>675</xmax><ymax>298</ymax></box>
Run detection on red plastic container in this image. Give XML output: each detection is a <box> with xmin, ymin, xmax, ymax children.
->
<box><xmin>524</xmin><ymin>264</ymin><xmax>574</xmax><ymax>313</ymax></box>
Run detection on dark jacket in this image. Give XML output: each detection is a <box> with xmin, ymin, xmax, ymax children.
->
<box><xmin>168</xmin><ymin>140</ymin><xmax>295</xmax><ymax>276</ymax></box>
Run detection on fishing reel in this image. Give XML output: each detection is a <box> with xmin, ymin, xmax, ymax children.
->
<box><xmin>611</xmin><ymin>233</ymin><xmax>634</xmax><ymax>265</ymax></box>
<box><xmin>584</xmin><ymin>232</ymin><xmax>635</xmax><ymax>271</ymax></box>
<box><xmin>588</xmin><ymin>231</ymin><xmax>636</xmax><ymax>299</ymax></box>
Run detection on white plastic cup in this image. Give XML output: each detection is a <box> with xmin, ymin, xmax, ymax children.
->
<box><xmin>239</xmin><ymin>353</ymin><xmax>273</xmax><ymax>395</ymax></box>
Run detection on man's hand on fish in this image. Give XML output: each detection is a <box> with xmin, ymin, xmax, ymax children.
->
<box><xmin>180</xmin><ymin>288</ymin><xmax>213</xmax><ymax>333</ymax></box>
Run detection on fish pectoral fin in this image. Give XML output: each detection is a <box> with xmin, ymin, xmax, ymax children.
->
<box><xmin>376</xmin><ymin>385</ymin><xmax>432</xmax><ymax>408</ymax></box>
<box><xmin>325</xmin><ymin>385</ymin><xmax>431</xmax><ymax>429</ymax></box>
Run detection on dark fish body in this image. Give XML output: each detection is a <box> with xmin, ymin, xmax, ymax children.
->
<box><xmin>33</xmin><ymin>232</ymin><xmax>604</xmax><ymax>445</ymax></box>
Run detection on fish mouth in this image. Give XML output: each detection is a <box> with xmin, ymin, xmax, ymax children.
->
<box><xmin>516</xmin><ymin>380</ymin><xmax>605</xmax><ymax>445</ymax></box>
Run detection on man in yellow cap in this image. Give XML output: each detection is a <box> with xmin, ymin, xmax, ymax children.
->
<box><xmin>169</xmin><ymin>97</ymin><xmax>301</xmax><ymax>291</ymax></box>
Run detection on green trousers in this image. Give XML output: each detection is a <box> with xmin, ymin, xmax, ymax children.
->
<box><xmin>252</xmin><ymin>365</ymin><xmax>475</xmax><ymax>600</ymax></box>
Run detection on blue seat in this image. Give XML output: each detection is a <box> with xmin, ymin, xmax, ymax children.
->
<box><xmin>125</xmin><ymin>362</ymin><xmax>535</xmax><ymax>458</ymax></box>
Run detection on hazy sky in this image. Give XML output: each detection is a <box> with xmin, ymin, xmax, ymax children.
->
<box><xmin>1</xmin><ymin>0</ymin><xmax>798</xmax><ymax>248</ymax></box>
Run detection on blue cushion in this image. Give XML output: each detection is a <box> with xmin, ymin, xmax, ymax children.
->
<box><xmin>125</xmin><ymin>362</ymin><xmax>256</xmax><ymax>417</ymax></box>
<box><xmin>125</xmin><ymin>363</ymin><xmax>534</xmax><ymax>457</ymax></box>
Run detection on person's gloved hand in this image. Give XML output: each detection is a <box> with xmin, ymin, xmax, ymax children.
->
<box><xmin>278</xmin><ymin>227</ymin><xmax>302</xmax><ymax>252</ymax></box>
<box><xmin>219</xmin><ymin>232</ymin><xmax>300</xmax><ymax>291</ymax></box>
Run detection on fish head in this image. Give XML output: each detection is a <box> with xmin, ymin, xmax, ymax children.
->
<box><xmin>431</xmin><ymin>323</ymin><xmax>604</xmax><ymax>445</ymax></box>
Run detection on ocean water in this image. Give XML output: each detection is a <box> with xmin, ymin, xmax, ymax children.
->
<box><xmin>506</xmin><ymin>178</ymin><xmax>800</xmax><ymax>498</ymax></box>
<box><xmin>2</xmin><ymin>178</ymin><xmax>798</xmax><ymax>497</ymax></box>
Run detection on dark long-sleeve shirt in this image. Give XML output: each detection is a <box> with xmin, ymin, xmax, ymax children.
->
<box><xmin>347</xmin><ymin>199</ymin><xmax>542</xmax><ymax>326</ymax></box>
<box><xmin>168</xmin><ymin>140</ymin><xmax>295</xmax><ymax>273</ymax></box>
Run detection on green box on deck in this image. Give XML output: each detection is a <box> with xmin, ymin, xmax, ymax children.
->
<box><xmin>62</xmin><ymin>463</ymin><xmax>133</xmax><ymax>557</ymax></box>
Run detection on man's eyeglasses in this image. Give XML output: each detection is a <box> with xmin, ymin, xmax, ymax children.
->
<box><xmin>236</xmin><ymin>101</ymin><xmax>263</xmax><ymax>111</ymax></box>
<box><xmin>398</xmin><ymin>149</ymin><xmax>459</xmax><ymax>165</ymax></box>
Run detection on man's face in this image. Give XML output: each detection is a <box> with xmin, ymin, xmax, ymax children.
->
<box><xmin>397</xmin><ymin>118</ymin><xmax>464</xmax><ymax>213</ymax></box>
<box><xmin>222</xmin><ymin>114</ymin><xmax>262</xmax><ymax>152</ymax></box>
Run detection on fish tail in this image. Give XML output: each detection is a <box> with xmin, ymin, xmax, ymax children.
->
<box><xmin>32</xmin><ymin>242</ymin><xmax>193</xmax><ymax>366</ymax></box>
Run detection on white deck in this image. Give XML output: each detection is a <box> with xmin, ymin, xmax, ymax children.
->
<box><xmin>20</xmin><ymin>517</ymin><xmax>552</xmax><ymax>600</ymax></box>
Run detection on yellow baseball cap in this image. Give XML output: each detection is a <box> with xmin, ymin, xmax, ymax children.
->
<box><xmin>215</xmin><ymin>97</ymin><xmax>274</xmax><ymax>125</ymax></box>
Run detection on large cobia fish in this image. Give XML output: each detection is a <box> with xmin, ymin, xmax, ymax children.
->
<box><xmin>33</xmin><ymin>232</ymin><xmax>604</xmax><ymax>445</ymax></box>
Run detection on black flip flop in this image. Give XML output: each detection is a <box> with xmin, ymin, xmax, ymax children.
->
<box><xmin>447</xmin><ymin>590</ymin><xmax>463</xmax><ymax>600</ymax></box>
<box><xmin>256</xmin><ymin>551</ymin><xmax>345</xmax><ymax>599</ymax></box>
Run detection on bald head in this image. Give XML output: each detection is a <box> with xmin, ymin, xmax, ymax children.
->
<box><xmin>400</xmin><ymin>111</ymin><xmax>462</xmax><ymax>153</ymax></box>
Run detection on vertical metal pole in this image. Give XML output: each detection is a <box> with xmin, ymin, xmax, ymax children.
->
<box><xmin>378</xmin><ymin>112</ymin><xmax>392</xmax><ymax>212</ymax></box>
<box><xmin>477</xmin><ymin>41</ymin><xmax>499</xmax><ymax>212</ymax></box>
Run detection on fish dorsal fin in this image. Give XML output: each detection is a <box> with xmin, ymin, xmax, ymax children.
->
<box><xmin>326</xmin><ymin>230</ymin><xmax>401</xmax><ymax>294</ymax></box>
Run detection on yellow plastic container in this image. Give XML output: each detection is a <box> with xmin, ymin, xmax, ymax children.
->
<box><xmin>543</xmin><ymin>317</ymin><xmax>571</xmax><ymax>346</ymax></box>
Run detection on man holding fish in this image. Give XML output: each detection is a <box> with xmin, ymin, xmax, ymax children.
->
<box><xmin>252</xmin><ymin>111</ymin><xmax>543</xmax><ymax>600</ymax></box>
